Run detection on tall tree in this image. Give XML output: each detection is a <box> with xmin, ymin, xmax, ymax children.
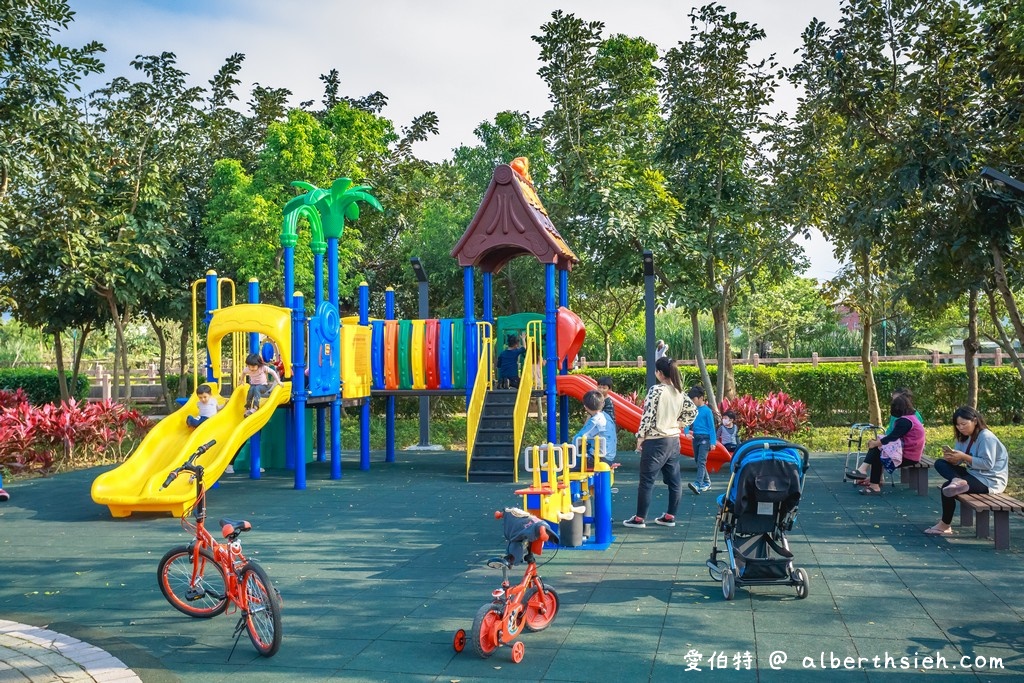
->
<box><xmin>659</xmin><ymin>3</ymin><xmax>803</xmax><ymax>401</ymax></box>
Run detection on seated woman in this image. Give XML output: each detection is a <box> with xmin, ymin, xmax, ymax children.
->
<box><xmin>925</xmin><ymin>406</ymin><xmax>1009</xmax><ymax>536</ymax></box>
<box><xmin>846</xmin><ymin>393</ymin><xmax>925</xmax><ymax>495</ymax></box>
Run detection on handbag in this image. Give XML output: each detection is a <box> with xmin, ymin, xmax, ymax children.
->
<box><xmin>879</xmin><ymin>439</ymin><xmax>903</xmax><ymax>473</ymax></box>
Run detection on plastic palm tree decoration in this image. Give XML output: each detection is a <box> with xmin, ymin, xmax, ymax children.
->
<box><xmin>289</xmin><ymin>178</ymin><xmax>382</xmax><ymax>242</ymax></box>
<box><xmin>281</xmin><ymin>184</ymin><xmax>327</xmax><ymax>254</ymax></box>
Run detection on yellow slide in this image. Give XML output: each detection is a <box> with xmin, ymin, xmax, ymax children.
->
<box><xmin>91</xmin><ymin>382</ymin><xmax>291</xmax><ymax>518</ymax></box>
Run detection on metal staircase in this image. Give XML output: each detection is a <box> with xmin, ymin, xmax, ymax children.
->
<box><xmin>467</xmin><ymin>389</ymin><xmax>518</xmax><ymax>482</ymax></box>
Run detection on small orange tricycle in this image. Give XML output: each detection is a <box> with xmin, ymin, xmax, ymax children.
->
<box><xmin>453</xmin><ymin>508</ymin><xmax>560</xmax><ymax>663</ymax></box>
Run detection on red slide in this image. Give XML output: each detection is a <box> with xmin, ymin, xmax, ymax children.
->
<box><xmin>556</xmin><ymin>374</ymin><xmax>731</xmax><ymax>473</ymax></box>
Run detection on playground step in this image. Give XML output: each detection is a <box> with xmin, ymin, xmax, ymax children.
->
<box><xmin>485</xmin><ymin>392</ymin><xmax>517</xmax><ymax>406</ymax></box>
<box><xmin>468</xmin><ymin>454</ymin><xmax>516</xmax><ymax>482</ymax></box>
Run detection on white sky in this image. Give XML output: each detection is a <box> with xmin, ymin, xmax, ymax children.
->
<box><xmin>64</xmin><ymin>0</ymin><xmax>846</xmax><ymax>280</ymax></box>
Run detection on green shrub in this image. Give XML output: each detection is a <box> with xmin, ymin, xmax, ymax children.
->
<box><xmin>0</xmin><ymin>368</ymin><xmax>89</xmax><ymax>405</ymax></box>
<box><xmin>579</xmin><ymin>362</ymin><xmax>1024</xmax><ymax>427</ymax></box>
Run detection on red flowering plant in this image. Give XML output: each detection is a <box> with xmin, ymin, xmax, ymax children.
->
<box><xmin>719</xmin><ymin>392</ymin><xmax>810</xmax><ymax>440</ymax></box>
<box><xmin>0</xmin><ymin>390</ymin><xmax>152</xmax><ymax>475</ymax></box>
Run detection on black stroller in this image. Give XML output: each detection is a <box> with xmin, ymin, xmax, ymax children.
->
<box><xmin>706</xmin><ymin>438</ymin><xmax>810</xmax><ymax>600</ymax></box>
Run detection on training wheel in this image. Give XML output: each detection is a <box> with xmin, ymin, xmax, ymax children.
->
<box><xmin>511</xmin><ymin>640</ymin><xmax>525</xmax><ymax>663</ymax></box>
<box><xmin>453</xmin><ymin>629</ymin><xmax>466</xmax><ymax>652</ymax></box>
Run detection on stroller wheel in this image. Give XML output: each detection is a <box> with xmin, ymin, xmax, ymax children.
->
<box><xmin>707</xmin><ymin>559</ymin><xmax>727</xmax><ymax>582</ymax></box>
<box><xmin>795</xmin><ymin>568</ymin><xmax>810</xmax><ymax>599</ymax></box>
<box><xmin>722</xmin><ymin>569</ymin><xmax>736</xmax><ymax>601</ymax></box>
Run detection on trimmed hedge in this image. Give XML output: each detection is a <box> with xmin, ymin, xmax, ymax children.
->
<box><xmin>573</xmin><ymin>362</ymin><xmax>1024</xmax><ymax>426</ymax></box>
<box><xmin>0</xmin><ymin>368</ymin><xmax>90</xmax><ymax>405</ymax></box>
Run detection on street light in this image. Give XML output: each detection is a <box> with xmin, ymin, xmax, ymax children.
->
<box><xmin>643</xmin><ymin>250</ymin><xmax>656</xmax><ymax>388</ymax></box>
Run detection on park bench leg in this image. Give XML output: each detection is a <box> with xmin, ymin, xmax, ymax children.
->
<box><xmin>992</xmin><ymin>512</ymin><xmax>1010</xmax><ymax>551</ymax></box>
<box><xmin>960</xmin><ymin>505</ymin><xmax>975</xmax><ymax>528</ymax></box>
<box><xmin>916</xmin><ymin>470</ymin><xmax>929</xmax><ymax>496</ymax></box>
<box><xmin>900</xmin><ymin>468</ymin><xmax>910</xmax><ymax>486</ymax></box>
<box><xmin>975</xmin><ymin>510</ymin><xmax>990</xmax><ymax>539</ymax></box>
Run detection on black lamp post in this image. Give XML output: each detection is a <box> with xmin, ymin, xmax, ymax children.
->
<box><xmin>643</xmin><ymin>250</ymin><xmax>656</xmax><ymax>388</ymax></box>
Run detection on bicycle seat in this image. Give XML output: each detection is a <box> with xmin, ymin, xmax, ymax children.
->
<box><xmin>219</xmin><ymin>518</ymin><xmax>251</xmax><ymax>540</ymax></box>
<box><xmin>486</xmin><ymin>556</ymin><xmax>513</xmax><ymax>570</ymax></box>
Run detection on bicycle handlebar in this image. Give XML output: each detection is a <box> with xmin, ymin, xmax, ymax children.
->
<box><xmin>160</xmin><ymin>440</ymin><xmax>217</xmax><ymax>489</ymax></box>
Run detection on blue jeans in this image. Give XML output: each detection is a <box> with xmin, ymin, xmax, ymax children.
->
<box><xmin>935</xmin><ymin>459</ymin><xmax>989</xmax><ymax>524</ymax></box>
<box><xmin>635</xmin><ymin>437</ymin><xmax>682</xmax><ymax>520</ymax></box>
<box><xmin>246</xmin><ymin>384</ymin><xmax>272</xmax><ymax>410</ymax></box>
<box><xmin>692</xmin><ymin>434</ymin><xmax>711</xmax><ymax>485</ymax></box>
<box><xmin>186</xmin><ymin>415</ymin><xmax>208</xmax><ymax>428</ymax></box>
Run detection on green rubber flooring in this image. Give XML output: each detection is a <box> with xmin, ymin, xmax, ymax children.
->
<box><xmin>0</xmin><ymin>449</ymin><xmax>1021</xmax><ymax>682</ymax></box>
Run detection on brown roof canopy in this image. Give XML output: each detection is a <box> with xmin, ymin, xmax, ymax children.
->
<box><xmin>451</xmin><ymin>163</ymin><xmax>578</xmax><ymax>273</ymax></box>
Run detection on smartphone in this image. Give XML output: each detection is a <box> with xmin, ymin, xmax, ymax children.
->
<box><xmin>942</xmin><ymin>445</ymin><xmax>954</xmax><ymax>455</ymax></box>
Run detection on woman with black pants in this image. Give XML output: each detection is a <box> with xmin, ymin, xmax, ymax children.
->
<box><xmin>926</xmin><ymin>406</ymin><xmax>1009</xmax><ymax>536</ymax></box>
<box><xmin>622</xmin><ymin>357</ymin><xmax>698</xmax><ymax>529</ymax></box>
<box><xmin>847</xmin><ymin>393</ymin><xmax>925</xmax><ymax>495</ymax></box>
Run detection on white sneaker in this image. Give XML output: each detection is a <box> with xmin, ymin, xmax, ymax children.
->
<box><xmin>224</xmin><ymin>465</ymin><xmax>234</xmax><ymax>474</ymax></box>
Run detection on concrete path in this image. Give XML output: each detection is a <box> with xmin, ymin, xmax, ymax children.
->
<box><xmin>0</xmin><ymin>620</ymin><xmax>140</xmax><ymax>682</ymax></box>
<box><xmin>0</xmin><ymin>449</ymin><xmax>1021</xmax><ymax>682</ymax></box>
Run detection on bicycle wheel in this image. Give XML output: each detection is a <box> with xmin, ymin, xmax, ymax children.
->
<box><xmin>241</xmin><ymin>562</ymin><xmax>282</xmax><ymax>657</ymax></box>
<box><xmin>523</xmin><ymin>585</ymin><xmax>559</xmax><ymax>632</ymax></box>
<box><xmin>470</xmin><ymin>603</ymin><xmax>502</xmax><ymax>659</ymax></box>
<box><xmin>157</xmin><ymin>546</ymin><xmax>228</xmax><ymax>618</ymax></box>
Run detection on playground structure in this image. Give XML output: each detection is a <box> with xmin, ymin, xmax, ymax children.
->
<box><xmin>90</xmin><ymin>159</ymin><xmax>732</xmax><ymax>519</ymax></box>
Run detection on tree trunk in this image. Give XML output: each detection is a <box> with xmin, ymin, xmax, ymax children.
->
<box><xmin>990</xmin><ymin>242</ymin><xmax>1024</xmax><ymax>347</ymax></box>
<box><xmin>604</xmin><ymin>334</ymin><xmax>612</xmax><ymax>368</ymax></box>
<box><xmin>178</xmin><ymin>322</ymin><xmax>191</xmax><ymax>397</ymax></box>
<box><xmin>147</xmin><ymin>311</ymin><xmax>172</xmax><ymax>410</ymax></box>
<box><xmin>964</xmin><ymin>288</ymin><xmax>979</xmax><ymax>409</ymax></box>
<box><xmin>100</xmin><ymin>289</ymin><xmax>132</xmax><ymax>401</ymax></box>
<box><xmin>986</xmin><ymin>285</ymin><xmax>1024</xmax><ymax>382</ymax></box>
<box><xmin>70</xmin><ymin>323</ymin><xmax>91</xmax><ymax>395</ymax></box>
<box><xmin>861</xmin><ymin>311</ymin><xmax>882</xmax><ymax>426</ymax></box>
<box><xmin>53</xmin><ymin>331</ymin><xmax>69</xmax><ymax>401</ymax></box>
<box><xmin>692</xmin><ymin>309</ymin><xmax>719</xmax><ymax>416</ymax></box>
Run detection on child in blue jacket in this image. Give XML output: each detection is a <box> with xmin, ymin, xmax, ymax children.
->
<box><xmin>572</xmin><ymin>390</ymin><xmax>617</xmax><ymax>465</ymax></box>
<box><xmin>684</xmin><ymin>385</ymin><xmax>716</xmax><ymax>494</ymax></box>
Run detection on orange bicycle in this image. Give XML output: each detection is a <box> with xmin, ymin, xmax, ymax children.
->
<box><xmin>453</xmin><ymin>508</ymin><xmax>560</xmax><ymax>663</ymax></box>
<box><xmin>156</xmin><ymin>440</ymin><xmax>283</xmax><ymax>657</ymax></box>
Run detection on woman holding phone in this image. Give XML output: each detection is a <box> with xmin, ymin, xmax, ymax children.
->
<box><xmin>925</xmin><ymin>406</ymin><xmax>1009</xmax><ymax>536</ymax></box>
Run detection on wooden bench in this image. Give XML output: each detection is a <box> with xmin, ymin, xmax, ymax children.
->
<box><xmin>956</xmin><ymin>492</ymin><xmax>1024</xmax><ymax>550</ymax></box>
<box><xmin>900</xmin><ymin>455</ymin><xmax>933</xmax><ymax>496</ymax></box>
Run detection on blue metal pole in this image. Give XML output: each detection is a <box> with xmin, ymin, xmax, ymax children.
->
<box><xmin>247</xmin><ymin>279</ymin><xmax>260</xmax><ymax>352</ymax></box>
<box><xmin>247</xmin><ymin>278</ymin><xmax>262</xmax><ymax>478</ymax></box>
<box><xmin>330</xmin><ymin>241</ymin><xmax>343</xmax><ymax>479</ymax></box>
<box><xmin>593</xmin><ymin>465</ymin><xmax>613</xmax><ymax>546</ymax></box>
<box><xmin>482</xmin><ymin>271</ymin><xmax>493</xmax><ymax>325</ymax></box>
<box><xmin>204</xmin><ymin>270</ymin><xmax>218</xmax><ymax>383</ymax></box>
<box><xmin>356</xmin><ymin>282</ymin><xmax>370</xmax><ymax>476</ymax></box>
<box><xmin>545</xmin><ymin>264</ymin><xmax>557</xmax><ymax>444</ymax></box>
<box><xmin>292</xmin><ymin>291</ymin><xmax>307</xmax><ymax>490</ymax></box>
<box><xmin>384</xmin><ymin>287</ymin><xmax>396</xmax><ymax>467</ymax></box>
<box><xmin>559</xmin><ymin>268</ymin><xmax>570</xmax><ymax>444</ymax></box>
<box><xmin>313</xmin><ymin>252</ymin><xmax>326</xmax><ymax>464</ymax></box>
<box><xmin>463</xmin><ymin>266</ymin><xmax>476</xmax><ymax>407</ymax></box>
<box><xmin>283</xmin><ymin>247</ymin><xmax>295</xmax><ymax>309</ymax></box>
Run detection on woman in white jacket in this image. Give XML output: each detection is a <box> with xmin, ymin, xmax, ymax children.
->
<box><xmin>925</xmin><ymin>406</ymin><xmax>1009</xmax><ymax>536</ymax></box>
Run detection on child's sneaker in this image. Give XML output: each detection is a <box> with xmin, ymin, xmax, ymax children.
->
<box><xmin>622</xmin><ymin>516</ymin><xmax>646</xmax><ymax>528</ymax></box>
<box><xmin>654</xmin><ymin>514</ymin><xmax>676</xmax><ymax>527</ymax></box>
<box><xmin>224</xmin><ymin>465</ymin><xmax>235</xmax><ymax>474</ymax></box>
<box><xmin>688</xmin><ymin>481</ymin><xmax>702</xmax><ymax>495</ymax></box>
<box><xmin>699</xmin><ymin>482</ymin><xmax>712</xmax><ymax>493</ymax></box>
<box><xmin>244</xmin><ymin>408</ymin><xmax>255</xmax><ymax>417</ymax></box>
